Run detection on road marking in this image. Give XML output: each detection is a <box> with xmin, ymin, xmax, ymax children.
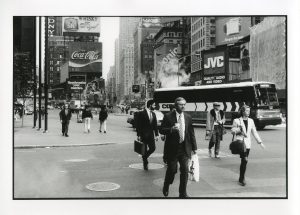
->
<box><xmin>64</xmin><ymin>159</ymin><xmax>88</xmax><ymax>162</ymax></box>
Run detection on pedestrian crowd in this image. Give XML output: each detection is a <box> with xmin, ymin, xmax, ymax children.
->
<box><xmin>57</xmin><ymin>98</ymin><xmax>265</xmax><ymax>198</ymax></box>
<box><xmin>135</xmin><ymin>97</ymin><xmax>265</xmax><ymax>198</ymax></box>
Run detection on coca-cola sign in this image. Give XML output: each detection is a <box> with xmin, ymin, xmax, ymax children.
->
<box><xmin>71</xmin><ymin>51</ymin><xmax>100</xmax><ymax>60</ymax></box>
<box><xmin>68</xmin><ymin>42</ymin><xmax>102</xmax><ymax>74</ymax></box>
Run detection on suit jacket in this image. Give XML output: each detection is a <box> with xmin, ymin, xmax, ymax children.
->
<box><xmin>231</xmin><ymin>117</ymin><xmax>262</xmax><ymax>149</ymax></box>
<box><xmin>59</xmin><ymin>109</ymin><xmax>72</xmax><ymax>122</ymax></box>
<box><xmin>136</xmin><ymin>109</ymin><xmax>159</xmax><ymax>143</ymax></box>
<box><xmin>160</xmin><ymin>111</ymin><xmax>197</xmax><ymax>160</ymax></box>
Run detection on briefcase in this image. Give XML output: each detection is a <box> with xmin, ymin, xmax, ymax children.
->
<box><xmin>134</xmin><ymin>140</ymin><xmax>146</xmax><ymax>156</ymax></box>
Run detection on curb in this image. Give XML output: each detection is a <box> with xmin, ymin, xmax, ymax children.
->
<box><xmin>14</xmin><ymin>142</ymin><xmax>126</xmax><ymax>149</ymax></box>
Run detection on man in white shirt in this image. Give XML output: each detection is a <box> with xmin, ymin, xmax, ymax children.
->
<box><xmin>160</xmin><ymin>97</ymin><xmax>197</xmax><ymax>198</ymax></box>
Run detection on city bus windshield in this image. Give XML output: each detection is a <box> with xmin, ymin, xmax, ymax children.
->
<box><xmin>256</xmin><ymin>87</ymin><xmax>279</xmax><ymax>106</ymax></box>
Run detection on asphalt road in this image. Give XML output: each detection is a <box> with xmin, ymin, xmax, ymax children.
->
<box><xmin>14</xmin><ymin>110</ymin><xmax>286</xmax><ymax>198</ymax></box>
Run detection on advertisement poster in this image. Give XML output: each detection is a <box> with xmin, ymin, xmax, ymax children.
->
<box><xmin>62</xmin><ymin>17</ymin><xmax>100</xmax><ymax>36</ymax></box>
<box><xmin>68</xmin><ymin>42</ymin><xmax>102</xmax><ymax>75</ymax></box>
<box><xmin>202</xmin><ymin>48</ymin><xmax>228</xmax><ymax>84</ymax></box>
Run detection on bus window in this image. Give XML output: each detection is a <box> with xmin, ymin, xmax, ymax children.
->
<box><xmin>257</xmin><ymin>87</ymin><xmax>279</xmax><ymax>106</ymax></box>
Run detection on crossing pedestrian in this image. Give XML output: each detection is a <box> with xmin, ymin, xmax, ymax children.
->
<box><xmin>136</xmin><ymin>100</ymin><xmax>159</xmax><ymax>170</ymax></box>
<box><xmin>231</xmin><ymin>105</ymin><xmax>265</xmax><ymax>186</ymax></box>
<box><xmin>160</xmin><ymin>97</ymin><xmax>197</xmax><ymax>198</ymax></box>
<box><xmin>206</xmin><ymin>102</ymin><xmax>226</xmax><ymax>158</ymax></box>
<box><xmin>82</xmin><ymin>105</ymin><xmax>93</xmax><ymax>133</ymax></box>
<box><xmin>59</xmin><ymin>103</ymin><xmax>72</xmax><ymax>137</ymax></box>
<box><xmin>99</xmin><ymin>106</ymin><xmax>108</xmax><ymax>133</ymax></box>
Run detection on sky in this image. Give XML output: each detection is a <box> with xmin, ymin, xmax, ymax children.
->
<box><xmin>99</xmin><ymin>17</ymin><xmax>120</xmax><ymax>80</ymax></box>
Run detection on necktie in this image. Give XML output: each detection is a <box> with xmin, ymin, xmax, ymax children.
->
<box><xmin>178</xmin><ymin>114</ymin><xmax>184</xmax><ymax>143</ymax></box>
<box><xmin>149</xmin><ymin>111</ymin><xmax>153</xmax><ymax>123</ymax></box>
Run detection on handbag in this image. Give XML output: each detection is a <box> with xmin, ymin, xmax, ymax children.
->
<box><xmin>188</xmin><ymin>154</ymin><xmax>200</xmax><ymax>182</ymax></box>
<box><xmin>229</xmin><ymin>119</ymin><xmax>247</xmax><ymax>154</ymax></box>
<box><xmin>134</xmin><ymin>140</ymin><xmax>146</xmax><ymax>156</ymax></box>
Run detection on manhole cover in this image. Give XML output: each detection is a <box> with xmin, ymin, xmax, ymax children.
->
<box><xmin>153</xmin><ymin>178</ymin><xmax>191</xmax><ymax>187</ymax></box>
<box><xmin>64</xmin><ymin>159</ymin><xmax>88</xmax><ymax>162</ymax></box>
<box><xmin>129</xmin><ymin>163</ymin><xmax>164</xmax><ymax>170</ymax></box>
<box><xmin>86</xmin><ymin>182</ymin><xmax>120</xmax><ymax>192</ymax></box>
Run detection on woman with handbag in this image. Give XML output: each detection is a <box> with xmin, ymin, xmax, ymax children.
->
<box><xmin>231</xmin><ymin>105</ymin><xmax>265</xmax><ymax>186</ymax></box>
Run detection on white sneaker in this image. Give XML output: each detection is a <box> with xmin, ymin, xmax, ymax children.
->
<box><xmin>208</xmin><ymin>149</ymin><xmax>212</xmax><ymax>157</ymax></box>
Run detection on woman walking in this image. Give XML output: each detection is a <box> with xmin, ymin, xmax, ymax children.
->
<box><xmin>82</xmin><ymin>105</ymin><xmax>93</xmax><ymax>133</ymax></box>
<box><xmin>231</xmin><ymin>105</ymin><xmax>265</xmax><ymax>186</ymax></box>
<box><xmin>99</xmin><ymin>106</ymin><xmax>108</xmax><ymax>133</ymax></box>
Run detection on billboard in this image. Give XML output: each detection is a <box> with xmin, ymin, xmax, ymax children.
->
<box><xmin>68</xmin><ymin>42</ymin><xmax>102</xmax><ymax>75</ymax></box>
<box><xmin>216</xmin><ymin>17</ymin><xmax>251</xmax><ymax>45</ymax></box>
<box><xmin>62</xmin><ymin>17</ymin><xmax>100</xmax><ymax>36</ymax></box>
<box><xmin>202</xmin><ymin>48</ymin><xmax>228</xmax><ymax>85</ymax></box>
<box><xmin>141</xmin><ymin>17</ymin><xmax>161</xmax><ymax>28</ymax></box>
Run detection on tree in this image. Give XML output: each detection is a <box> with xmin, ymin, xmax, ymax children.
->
<box><xmin>14</xmin><ymin>52</ymin><xmax>34</xmax><ymax>127</ymax></box>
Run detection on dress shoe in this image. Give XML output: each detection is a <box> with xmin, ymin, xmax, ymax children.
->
<box><xmin>65</xmin><ymin>134</ymin><xmax>69</xmax><ymax>137</ymax></box>
<box><xmin>162</xmin><ymin>184</ymin><xmax>169</xmax><ymax>197</ymax></box>
<box><xmin>179</xmin><ymin>193</ymin><xmax>189</xmax><ymax>198</ymax></box>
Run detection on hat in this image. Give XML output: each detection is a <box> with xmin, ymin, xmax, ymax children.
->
<box><xmin>213</xmin><ymin>102</ymin><xmax>221</xmax><ymax>106</ymax></box>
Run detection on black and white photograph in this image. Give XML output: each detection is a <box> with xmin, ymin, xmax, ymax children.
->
<box><xmin>13</xmin><ymin>15</ymin><xmax>287</xmax><ymax>199</ymax></box>
<box><xmin>1</xmin><ymin>0</ymin><xmax>300</xmax><ymax>214</ymax></box>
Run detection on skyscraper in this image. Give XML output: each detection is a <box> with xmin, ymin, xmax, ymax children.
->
<box><xmin>118</xmin><ymin>17</ymin><xmax>140</xmax><ymax>102</ymax></box>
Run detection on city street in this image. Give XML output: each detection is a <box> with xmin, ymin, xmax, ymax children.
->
<box><xmin>14</xmin><ymin>110</ymin><xmax>286</xmax><ymax>198</ymax></box>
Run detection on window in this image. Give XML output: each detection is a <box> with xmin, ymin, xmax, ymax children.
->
<box><xmin>50</xmin><ymin>67</ymin><xmax>53</xmax><ymax>71</ymax></box>
<box><xmin>50</xmin><ymin>61</ymin><xmax>53</xmax><ymax>65</ymax></box>
<box><xmin>57</xmin><ymin>67</ymin><xmax>59</xmax><ymax>72</ymax></box>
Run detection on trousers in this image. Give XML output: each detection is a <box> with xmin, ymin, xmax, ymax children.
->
<box><xmin>164</xmin><ymin>143</ymin><xmax>189</xmax><ymax>196</ymax></box>
<box><xmin>209</xmin><ymin>125</ymin><xmax>223</xmax><ymax>155</ymax></box>
<box><xmin>62</xmin><ymin>120</ymin><xmax>69</xmax><ymax>135</ymax></box>
<box><xmin>100</xmin><ymin>120</ymin><xmax>107</xmax><ymax>132</ymax></box>
<box><xmin>84</xmin><ymin>118</ymin><xmax>91</xmax><ymax>132</ymax></box>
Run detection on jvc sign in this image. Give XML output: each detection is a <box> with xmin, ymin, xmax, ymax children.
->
<box><xmin>202</xmin><ymin>49</ymin><xmax>228</xmax><ymax>85</ymax></box>
<box><xmin>204</xmin><ymin>56</ymin><xmax>224</xmax><ymax>69</ymax></box>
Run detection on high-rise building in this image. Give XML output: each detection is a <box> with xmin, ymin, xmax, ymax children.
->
<box><xmin>118</xmin><ymin>17</ymin><xmax>140</xmax><ymax>102</ymax></box>
<box><xmin>133</xmin><ymin>18</ymin><xmax>161</xmax><ymax>85</ymax></box>
<box><xmin>106</xmin><ymin>66</ymin><xmax>116</xmax><ymax>105</ymax></box>
<box><xmin>120</xmin><ymin>44</ymin><xmax>134</xmax><ymax>98</ymax></box>
<box><xmin>190</xmin><ymin>17</ymin><xmax>216</xmax><ymax>84</ymax></box>
<box><xmin>114</xmin><ymin>39</ymin><xmax>120</xmax><ymax>102</ymax></box>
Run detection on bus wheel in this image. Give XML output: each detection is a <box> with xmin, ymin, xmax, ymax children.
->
<box><xmin>257</xmin><ymin>125</ymin><xmax>265</xmax><ymax>130</ymax></box>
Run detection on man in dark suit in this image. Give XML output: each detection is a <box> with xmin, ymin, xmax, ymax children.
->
<box><xmin>160</xmin><ymin>97</ymin><xmax>197</xmax><ymax>198</ymax></box>
<box><xmin>59</xmin><ymin>104</ymin><xmax>72</xmax><ymax>137</ymax></box>
<box><xmin>137</xmin><ymin>100</ymin><xmax>159</xmax><ymax>170</ymax></box>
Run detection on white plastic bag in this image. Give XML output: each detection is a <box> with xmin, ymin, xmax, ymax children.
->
<box><xmin>188</xmin><ymin>154</ymin><xmax>200</xmax><ymax>182</ymax></box>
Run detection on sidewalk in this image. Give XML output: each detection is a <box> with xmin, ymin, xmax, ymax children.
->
<box><xmin>14</xmin><ymin>110</ymin><xmax>136</xmax><ymax>148</ymax></box>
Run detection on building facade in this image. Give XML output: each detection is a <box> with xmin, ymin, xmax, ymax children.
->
<box><xmin>118</xmin><ymin>17</ymin><xmax>140</xmax><ymax>102</ymax></box>
<box><xmin>190</xmin><ymin>17</ymin><xmax>216</xmax><ymax>84</ymax></box>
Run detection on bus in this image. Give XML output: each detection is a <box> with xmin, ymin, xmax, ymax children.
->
<box><xmin>153</xmin><ymin>82</ymin><xmax>282</xmax><ymax>130</ymax></box>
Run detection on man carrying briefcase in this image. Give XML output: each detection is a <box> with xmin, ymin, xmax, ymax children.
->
<box><xmin>136</xmin><ymin>100</ymin><xmax>159</xmax><ymax>170</ymax></box>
